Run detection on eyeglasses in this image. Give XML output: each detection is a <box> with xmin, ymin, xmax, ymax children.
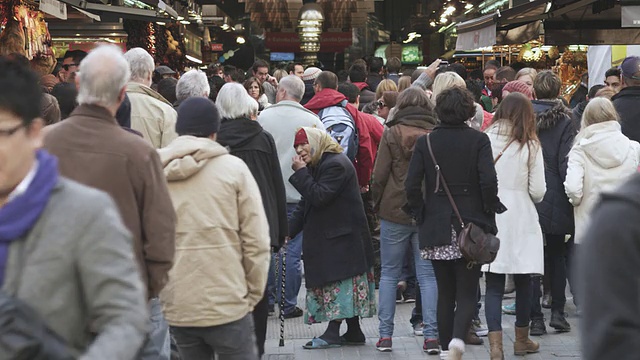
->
<box><xmin>61</xmin><ymin>63</ymin><xmax>78</xmax><ymax>71</ymax></box>
<box><xmin>377</xmin><ymin>101</ymin><xmax>387</xmax><ymax>109</ymax></box>
<box><xmin>0</xmin><ymin>123</ymin><xmax>24</xmax><ymax>137</ymax></box>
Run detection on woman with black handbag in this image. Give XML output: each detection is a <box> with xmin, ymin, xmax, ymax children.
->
<box><xmin>483</xmin><ymin>93</ymin><xmax>546</xmax><ymax>359</ymax></box>
<box><xmin>405</xmin><ymin>87</ymin><xmax>504</xmax><ymax>360</ymax></box>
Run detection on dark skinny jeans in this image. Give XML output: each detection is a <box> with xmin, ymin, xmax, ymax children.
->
<box><xmin>532</xmin><ymin>233</ymin><xmax>568</xmax><ymax>319</ymax></box>
<box><xmin>432</xmin><ymin>259</ymin><xmax>480</xmax><ymax>350</ymax></box>
<box><xmin>485</xmin><ymin>273</ymin><xmax>532</xmax><ymax>331</ymax></box>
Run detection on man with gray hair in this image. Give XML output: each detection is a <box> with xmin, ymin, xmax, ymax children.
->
<box><xmin>257</xmin><ymin>75</ymin><xmax>324</xmax><ymax>319</ymax></box>
<box><xmin>43</xmin><ymin>44</ymin><xmax>177</xmax><ymax>360</ymax></box>
<box><xmin>124</xmin><ymin>47</ymin><xmax>178</xmax><ymax>148</ymax></box>
<box><xmin>174</xmin><ymin>69</ymin><xmax>210</xmax><ymax>108</ymax></box>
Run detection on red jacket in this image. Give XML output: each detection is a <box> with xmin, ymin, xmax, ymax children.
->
<box><xmin>305</xmin><ymin>89</ymin><xmax>379</xmax><ymax>187</ymax></box>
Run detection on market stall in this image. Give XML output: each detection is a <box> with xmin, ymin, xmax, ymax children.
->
<box><xmin>0</xmin><ymin>0</ymin><xmax>56</xmax><ymax>75</ymax></box>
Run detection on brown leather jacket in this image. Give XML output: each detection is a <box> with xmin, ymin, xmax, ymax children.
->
<box><xmin>44</xmin><ymin>104</ymin><xmax>176</xmax><ymax>298</ymax></box>
<box><xmin>372</xmin><ymin>106</ymin><xmax>437</xmax><ymax>225</ymax></box>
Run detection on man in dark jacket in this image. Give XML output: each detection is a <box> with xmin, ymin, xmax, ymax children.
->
<box><xmin>571</xmin><ymin>84</ymin><xmax>605</xmax><ymax>131</ymax></box>
<box><xmin>579</xmin><ymin>174</ymin><xmax>640</xmax><ymax>360</ymax></box>
<box><xmin>348</xmin><ymin>65</ymin><xmax>376</xmax><ymax>110</ymax></box>
<box><xmin>214</xmin><ymin>82</ymin><xmax>288</xmax><ymax>356</ymax></box>
<box><xmin>367</xmin><ymin>56</ymin><xmax>384</xmax><ymax>91</ymax></box>
<box><xmin>613</xmin><ymin>56</ymin><xmax>640</xmax><ymax>142</ymax></box>
<box><xmin>529</xmin><ymin>70</ymin><xmax>575</xmax><ymax>336</ymax></box>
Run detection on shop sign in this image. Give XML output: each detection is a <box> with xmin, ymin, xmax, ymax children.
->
<box><xmin>622</xmin><ymin>6</ymin><xmax>640</xmax><ymax>27</ymax></box>
<box><xmin>40</xmin><ymin>0</ymin><xmax>67</xmax><ymax>20</ymax></box>
<box><xmin>265</xmin><ymin>32</ymin><xmax>352</xmax><ymax>53</ymax></box>
<box><xmin>210</xmin><ymin>43</ymin><xmax>224</xmax><ymax>51</ymax></box>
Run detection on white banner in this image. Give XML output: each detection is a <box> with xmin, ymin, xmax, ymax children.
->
<box><xmin>39</xmin><ymin>0</ymin><xmax>67</xmax><ymax>20</ymax></box>
<box><xmin>456</xmin><ymin>24</ymin><xmax>497</xmax><ymax>51</ymax></box>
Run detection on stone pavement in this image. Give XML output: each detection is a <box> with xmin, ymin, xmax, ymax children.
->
<box><xmin>264</xmin><ymin>286</ymin><xmax>581</xmax><ymax>360</ymax></box>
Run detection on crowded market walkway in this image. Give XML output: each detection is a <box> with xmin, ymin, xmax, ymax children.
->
<box><xmin>264</xmin><ymin>286</ymin><xmax>581</xmax><ymax>359</ymax></box>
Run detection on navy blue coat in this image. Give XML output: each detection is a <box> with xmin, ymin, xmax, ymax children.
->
<box><xmin>288</xmin><ymin>152</ymin><xmax>374</xmax><ymax>288</ymax></box>
<box><xmin>532</xmin><ymin>100</ymin><xmax>576</xmax><ymax>235</ymax></box>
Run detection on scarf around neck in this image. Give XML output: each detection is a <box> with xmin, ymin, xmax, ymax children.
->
<box><xmin>300</xmin><ymin>127</ymin><xmax>343</xmax><ymax>167</ymax></box>
<box><xmin>0</xmin><ymin>150</ymin><xmax>59</xmax><ymax>285</ymax></box>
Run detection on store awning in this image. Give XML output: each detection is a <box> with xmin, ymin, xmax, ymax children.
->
<box><xmin>543</xmin><ymin>0</ymin><xmax>640</xmax><ymax>44</ymax></box>
<box><xmin>59</xmin><ymin>0</ymin><xmax>169</xmax><ymax>21</ymax></box>
<box><xmin>456</xmin><ymin>0</ymin><xmax>548</xmax><ymax>50</ymax></box>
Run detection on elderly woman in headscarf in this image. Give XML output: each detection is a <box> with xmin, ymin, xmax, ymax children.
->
<box><xmin>288</xmin><ymin>127</ymin><xmax>376</xmax><ymax>350</ymax></box>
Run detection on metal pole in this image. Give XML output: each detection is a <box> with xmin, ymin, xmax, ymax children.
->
<box><xmin>279</xmin><ymin>245</ymin><xmax>287</xmax><ymax>347</ymax></box>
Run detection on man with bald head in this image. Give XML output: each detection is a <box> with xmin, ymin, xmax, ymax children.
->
<box><xmin>613</xmin><ymin>56</ymin><xmax>640</xmax><ymax>142</ymax></box>
<box><xmin>43</xmin><ymin>44</ymin><xmax>177</xmax><ymax>360</ymax></box>
<box><xmin>258</xmin><ymin>75</ymin><xmax>324</xmax><ymax>322</ymax></box>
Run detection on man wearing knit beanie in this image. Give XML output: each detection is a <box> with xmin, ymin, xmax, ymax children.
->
<box><xmin>301</xmin><ymin>67</ymin><xmax>322</xmax><ymax>105</ymax></box>
<box><xmin>613</xmin><ymin>56</ymin><xmax>640</xmax><ymax>142</ymax></box>
<box><xmin>158</xmin><ymin>95</ymin><xmax>270</xmax><ymax>359</ymax></box>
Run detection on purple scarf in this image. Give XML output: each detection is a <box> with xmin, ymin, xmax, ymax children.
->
<box><xmin>0</xmin><ymin>150</ymin><xmax>58</xmax><ymax>286</ymax></box>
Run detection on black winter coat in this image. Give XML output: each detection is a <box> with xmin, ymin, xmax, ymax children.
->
<box><xmin>579</xmin><ymin>174</ymin><xmax>640</xmax><ymax>360</ymax></box>
<box><xmin>532</xmin><ymin>100</ymin><xmax>575</xmax><ymax>235</ymax></box>
<box><xmin>613</xmin><ymin>86</ymin><xmax>640</xmax><ymax>142</ymax></box>
<box><xmin>288</xmin><ymin>153</ymin><xmax>374</xmax><ymax>288</ymax></box>
<box><xmin>405</xmin><ymin>124</ymin><xmax>502</xmax><ymax>248</ymax></box>
<box><xmin>216</xmin><ymin>117</ymin><xmax>288</xmax><ymax>250</ymax></box>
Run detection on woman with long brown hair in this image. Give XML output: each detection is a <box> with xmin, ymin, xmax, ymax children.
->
<box><xmin>483</xmin><ymin>92</ymin><xmax>546</xmax><ymax>359</ymax></box>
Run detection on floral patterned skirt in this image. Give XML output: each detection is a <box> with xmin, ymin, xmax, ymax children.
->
<box><xmin>304</xmin><ymin>269</ymin><xmax>377</xmax><ymax>325</ymax></box>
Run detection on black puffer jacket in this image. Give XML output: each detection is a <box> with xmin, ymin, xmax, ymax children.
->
<box><xmin>532</xmin><ymin>100</ymin><xmax>576</xmax><ymax>235</ymax></box>
<box><xmin>216</xmin><ymin>117</ymin><xmax>288</xmax><ymax>250</ymax></box>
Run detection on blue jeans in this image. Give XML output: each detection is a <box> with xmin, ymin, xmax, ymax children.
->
<box><xmin>378</xmin><ymin>219</ymin><xmax>438</xmax><ymax>339</ymax></box>
<box><xmin>138</xmin><ymin>298</ymin><xmax>171</xmax><ymax>360</ymax></box>
<box><xmin>268</xmin><ymin>203</ymin><xmax>303</xmax><ymax>314</ymax></box>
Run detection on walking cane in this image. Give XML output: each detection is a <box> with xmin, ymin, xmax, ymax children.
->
<box><xmin>279</xmin><ymin>244</ymin><xmax>287</xmax><ymax>347</ymax></box>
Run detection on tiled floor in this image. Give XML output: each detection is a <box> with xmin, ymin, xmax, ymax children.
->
<box><xmin>264</xmin><ymin>286</ymin><xmax>581</xmax><ymax>359</ymax></box>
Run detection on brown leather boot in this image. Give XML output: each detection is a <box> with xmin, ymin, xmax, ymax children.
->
<box><xmin>514</xmin><ymin>326</ymin><xmax>540</xmax><ymax>356</ymax></box>
<box><xmin>488</xmin><ymin>331</ymin><xmax>504</xmax><ymax>360</ymax></box>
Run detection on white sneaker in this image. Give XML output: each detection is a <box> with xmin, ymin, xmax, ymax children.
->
<box><xmin>413</xmin><ymin>322</ymin><xmax>423</xmax><ymax>336</ymax></box>
<box><xmin>439</xmin><ymin>350</ymin><xmax>449</xmax><ymax>359</ymax></box>
<box><xmin>471</xmin><ymin>318</ymin><xmax>489</xmax><ymax>337</ymax></box>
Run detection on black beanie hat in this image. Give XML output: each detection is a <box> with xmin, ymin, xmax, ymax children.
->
<box><xmin>176</xmin><ymin>97</ymin><xmax>220</xmax><ymax>137</ymax></box>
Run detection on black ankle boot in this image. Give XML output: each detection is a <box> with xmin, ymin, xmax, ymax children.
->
<box><xmin>549</xmin><ymin>311</ymin><xmax>571</xmax><ymax>332</ymax></box>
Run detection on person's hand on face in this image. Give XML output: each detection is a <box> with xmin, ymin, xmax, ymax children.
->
<box><xmin>293</xmin><ymin>143</ymin><xmax>311</xmax><ymax>170</ymax></box>
<box><xmin>267</xmin><ymin>75</ymin><xmax>279</xmax><ymax>87</ymax></box>
<box><xmin>292</xmin><ymin>155</ymin><xmax>306</xmax><ymax>171</ymax></box>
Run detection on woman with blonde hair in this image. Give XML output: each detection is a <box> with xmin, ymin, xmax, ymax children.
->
<box><xmin>398</xmin><ymin>76</ymin><xmax>412</xmax><ymax>92</ymax></box>
<box><xmin>483</xmin><ymin>92</ymin><xmax>546</xmax><ymax>359</ymax></box>
<box><xmin>376</xmin><ymin>79</ymin><xmax>399</xmax><ymax>100</ymax></box>
<box><xmin>432</xmin><ymin>72</ymin><xmax>483</xmax><ymax>129</ymax></box>
<box><xmin>515</xmin><ymin>68</ymin><xmax>538</xmax><ymax>93</ymax></box>
<box><xmin>565</xmin><ymin>97</ymin><xmax>640</xmax><ymax>245</ymax></box>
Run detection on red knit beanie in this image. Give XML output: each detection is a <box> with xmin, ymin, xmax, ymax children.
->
<box><xmin>294</xmin><ymin>128</ymin><xmax>309</xmax><ymax>147</ymax></box>
<box><xmin>502</xmin><ymin>80</ymin><xmax>533</xmax><ymax>100</ymax></box>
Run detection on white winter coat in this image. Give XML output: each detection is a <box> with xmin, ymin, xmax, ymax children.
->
<box><xmin>482</xmin><ymin>124</ymin><xmax>547</xmax><ymax>274</ymax></box>
<box><xmin>564</xmin><ymin>121</ymin><xmax>640</xmax><ymax>244</ymax></box>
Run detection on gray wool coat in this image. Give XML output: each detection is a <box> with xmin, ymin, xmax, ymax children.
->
<box><xmin>2</xmin><ymin>177</ymin><xmax>148</xmax><ymax>360</ymax></box>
